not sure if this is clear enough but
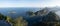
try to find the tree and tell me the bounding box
[0,13,7,20]
[13,16,28,26]
[41,11,59,26]
[6,16,13,23]
[6,16,13,26]
[26,11,35,17]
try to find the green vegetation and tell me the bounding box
[26,11,35,17]
[13,16,28,26]
[0,13,28,26]
[6,16,13,23]
[0,13,7,20]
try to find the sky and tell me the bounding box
[0,0,40,7]
[0,0,60,7]
[40,0,60,7]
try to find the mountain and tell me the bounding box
[26,8,60,26]
[35,8,50,16]
[34,8,60,22]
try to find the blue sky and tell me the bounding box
[0,0,60,7]
[0,0,40,7]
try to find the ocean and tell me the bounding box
[0,8,41,19]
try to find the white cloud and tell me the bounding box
[40,0,60,7]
